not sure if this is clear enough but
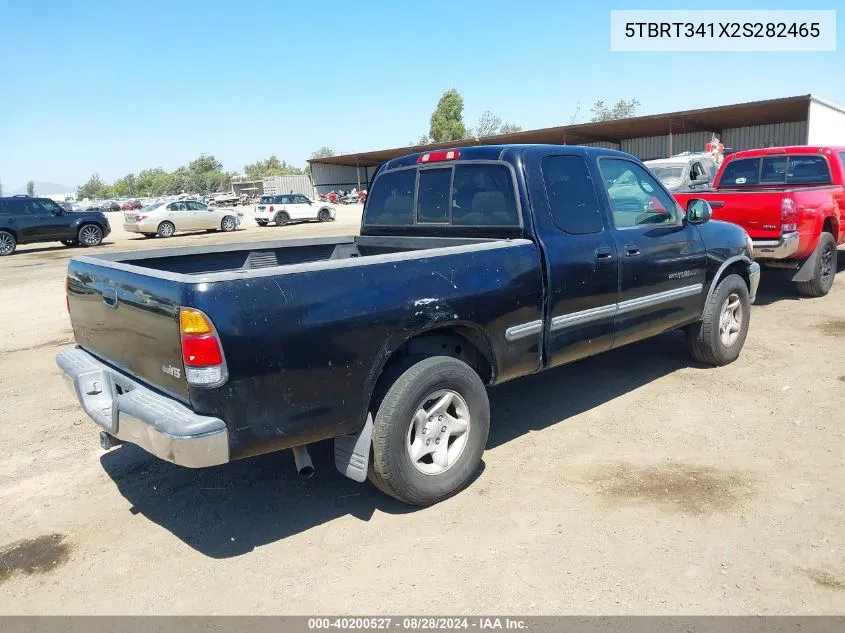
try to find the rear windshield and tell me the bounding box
[259,196,273,204]
[365,163,519,227]
[720,155,831,187]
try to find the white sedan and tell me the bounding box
[123,200,244,238]
[255,194,336,227]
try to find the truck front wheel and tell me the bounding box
[369,356,489,506]
[796,232,837,298]
[686,273,750,366]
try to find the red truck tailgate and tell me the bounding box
[675,190,784,240]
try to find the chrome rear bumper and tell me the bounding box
[56,347,229,468]
[752,232,800,260]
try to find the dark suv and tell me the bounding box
[0,196,111,256]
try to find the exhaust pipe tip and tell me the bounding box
[292,445,315,479]
[99,431,123,450]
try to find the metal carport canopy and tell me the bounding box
[308,94,815,168]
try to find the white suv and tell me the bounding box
[255,194,336,227]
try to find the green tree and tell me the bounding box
[499,123,522,134]
[311,147,335,159]
[77,174,107,200]
[472,110,503,138]
[26,180,35,197]
[590,98,640,122]
[429,89,468,143]
[136,168,172,196]
[111,173,136,198]
[243,155,303,181]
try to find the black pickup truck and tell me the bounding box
[57,145,760,505]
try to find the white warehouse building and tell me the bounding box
[308,94,845,192]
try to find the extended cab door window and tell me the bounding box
[540,156,603,234]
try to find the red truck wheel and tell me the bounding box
[796,232,837,298]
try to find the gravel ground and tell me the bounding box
[0,206,844,614]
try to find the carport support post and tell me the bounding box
[668,119,673,156]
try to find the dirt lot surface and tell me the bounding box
[1,206,844,614]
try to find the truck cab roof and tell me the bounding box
[380,144,632,172]
[730,145,845,159]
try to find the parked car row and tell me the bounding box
[59,143,765,508]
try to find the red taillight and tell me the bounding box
[418,150,460,163]
[269,205,274,213]
[179,308,227,386]
[136,215,147,221]
[781,197,798,233]
[181,335,223,366]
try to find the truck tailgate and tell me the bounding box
[66,258,189,402]
[680,190,784,240]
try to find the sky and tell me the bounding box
[0,0,843,190]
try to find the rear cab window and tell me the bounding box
[365,162,519,228]
[259,196,273,204]
[720,155,832,187]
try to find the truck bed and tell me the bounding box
[66,234,538,418]
[84,235,498,278]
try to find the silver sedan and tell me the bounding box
[123,200,243,238]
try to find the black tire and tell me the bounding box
[797,232,837,298]
[0,230,16,256]
[686,273,750,366]
[221,216,237,232]
[256,220,268,227]
[77,224,103,247]
[369,356,489,506]
[61,239,78,247]
[274,212,290,226]
[318,209,331,222]
[157,221,175,238]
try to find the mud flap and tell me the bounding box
[334,413,373,483]
[791,246,818,283]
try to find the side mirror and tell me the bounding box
[686,199,712,224]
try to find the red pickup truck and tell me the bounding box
[674,146,845,297]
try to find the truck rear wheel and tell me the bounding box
[686,273,750,366]
[796,232,836,298]
[369,356,489,506]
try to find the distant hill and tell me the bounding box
[8,181,75,196]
